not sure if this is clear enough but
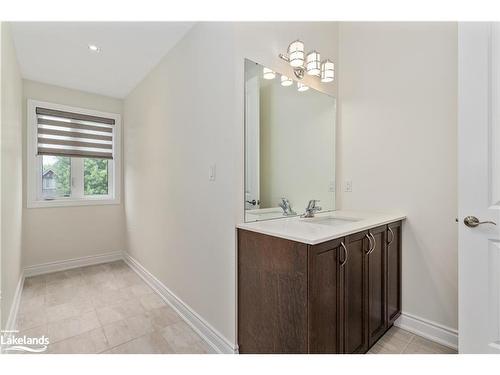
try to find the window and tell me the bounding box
[84,158,109,196]
[42,155,71,198]
[27,100,121,208]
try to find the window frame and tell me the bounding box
[27,99,121,208]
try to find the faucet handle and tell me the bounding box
[279,197,296,216]
[307,199,320,209]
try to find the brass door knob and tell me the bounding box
[463,215,497,228]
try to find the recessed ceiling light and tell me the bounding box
[88,44,100,53]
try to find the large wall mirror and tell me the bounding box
[244,59,336,222]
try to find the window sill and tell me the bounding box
[27,197,120,209]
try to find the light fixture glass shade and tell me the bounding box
[320,60,335,83]
[280,75,293,86]
[288,40,305,68]
[306,51,321,76]
[297,82,309,92]
[263,67,276,80]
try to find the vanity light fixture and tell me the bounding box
[287,40,305,68]
[280,75,293,87]
[263,67,276,80]
[88,44,100,53]
[279,40,335,84]
[297,82,309,92]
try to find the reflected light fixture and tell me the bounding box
[280,75,293,87]
[88,44,100,53]
[263,67,276,80]
[321,60,335,83]
[279,40,334,84]
[306,51,321,76]
[297,82,309,92]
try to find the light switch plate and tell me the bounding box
[209,164,216,182]
[344,180,352,192]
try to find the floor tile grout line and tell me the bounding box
[47,306,102,347]
[400,334,415,354]
[97,306,186,352]
[97,331,159,354]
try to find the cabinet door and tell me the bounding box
[308,238,343,353]
[340,231,369,354]
[367,225,388,347]
[386,221,402,325]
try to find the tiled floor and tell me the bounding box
[16,261,212,354]
[15,260,457,354]
[368,326,457,354]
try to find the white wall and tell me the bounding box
[337,22,458,330]
[124,22,339,348]
[125,22,238,349]
[1,22,23,329]
[22,80,125,267]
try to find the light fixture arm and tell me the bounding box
[279,53,305,80]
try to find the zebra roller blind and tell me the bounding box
[36,107,115,159]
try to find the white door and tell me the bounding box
[458,22,500,353]
[245,74,260,210]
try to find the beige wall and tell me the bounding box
[22,80,125,267]
[337,22,458,330]
[1,23,23,329]
[124,22,339,348]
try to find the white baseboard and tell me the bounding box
[1,271,25,352]
[5,271,24,333]
[395,312,458,350]
[24,251,123,277]
[123,252,237,354]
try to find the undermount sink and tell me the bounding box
[304,216,360,226]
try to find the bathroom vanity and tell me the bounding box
[241,59,405,353]
[237,211,405,354]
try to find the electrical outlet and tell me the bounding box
[344,180,352,192]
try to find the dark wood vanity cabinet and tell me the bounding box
[386,221,402,326]
[237,221,403,354]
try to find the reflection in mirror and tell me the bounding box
[244,59,336,222]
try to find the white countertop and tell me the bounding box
[237,210,406,245]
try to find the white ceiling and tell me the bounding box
[11,22,194,98]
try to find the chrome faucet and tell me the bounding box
[278,197,296,216]
[301,200,322,218]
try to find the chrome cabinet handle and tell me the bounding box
[340,241,348,267]
[387,227,394,246]
[365,233,374,255]
[368,233,377,255]
[463,215,497,228]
